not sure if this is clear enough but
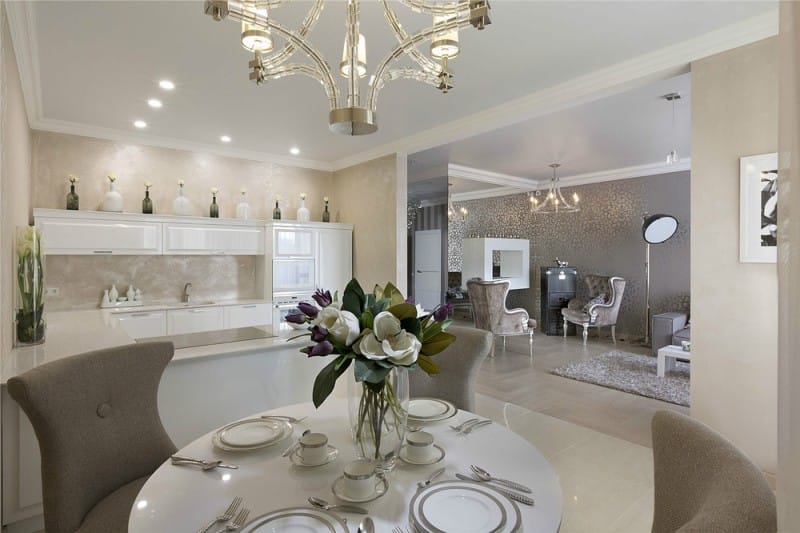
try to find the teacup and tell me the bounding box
[299,432,329,464]
[405,431,435,462]
[342,460,381,500]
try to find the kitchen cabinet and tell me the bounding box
[36,216,162,255]
[115,310,167,339]
[223,303,271,329]
[317,227,353,291]
[273,227,316,257]
[163,223,263,255]
[167,307,224,335]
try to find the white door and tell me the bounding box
[414,230,442,311]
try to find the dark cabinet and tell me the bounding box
[540,267,577,336]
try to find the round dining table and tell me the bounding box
[128,398,562,532]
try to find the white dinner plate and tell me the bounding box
[240,507,348,533]
[410,480,522,533]
[213,419,292,451]
[407,398,458,422]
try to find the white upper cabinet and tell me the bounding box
[37,216,162,255]
[317,227,353,292]
[274,228,315,257]
[163,223,264,255]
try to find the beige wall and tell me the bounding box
[778,2,800,530]
[691,37,778,473]
[1,6,33,358]
[331,154,406,292]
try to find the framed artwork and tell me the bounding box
[740,153,778,263]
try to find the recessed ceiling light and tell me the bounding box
[159,80,175,90]
[290,147,300,155]
[134,120,147,129]
[148,98,163,108]
[220,135,232,143]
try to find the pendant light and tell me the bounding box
[664,93,681,165]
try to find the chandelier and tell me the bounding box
[447,182,467,221]
[204,0,492,135]
[529,163,580,214]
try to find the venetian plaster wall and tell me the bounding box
[691,37,778,473]
[448,171,691,337]
[1,7,33,357]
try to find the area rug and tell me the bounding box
[550,350,690,407]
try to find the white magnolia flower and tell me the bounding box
[356,311,421,366]
[68,174,79,184]
[382,331,421,366]
[144,181,153,189]
[178,179,185,187]
[415,304,426,317]
[313,307,360,346]
[107,174,117,182]
[240,187,247,194]
[300,192,307,200]
[324,196,329,202]
[373,311,401,340]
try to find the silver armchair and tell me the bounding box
[466,279,537,357]
[562,275,626,345]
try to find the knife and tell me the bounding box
[171,456,239,470]
[455,473,535,506]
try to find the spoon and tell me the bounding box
[282,429,311,457]
[170,457,222,471]
[470,465,532,493]
[307,497,369,515]
[449,418,479,432]
[417,466,445,489]
[357,516,375,533]
[261,415,308,424]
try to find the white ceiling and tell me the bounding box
[11,1,776,171]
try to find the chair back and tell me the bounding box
[409,325,492,411]
[583,276,626,327]
[7,342,177,533]
[466,279,511,334]
[651,410,776,533]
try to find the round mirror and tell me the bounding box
[642,214,678,244]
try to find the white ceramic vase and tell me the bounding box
[236,192,251,220]
[173,187,192,216]
[102,182,123,212]
[296,198,310,222]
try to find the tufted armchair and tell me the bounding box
[562,275,626,345]
[466,279,537,357]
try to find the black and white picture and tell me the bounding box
[740,153,778,263]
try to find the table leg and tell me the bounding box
[657,351,666,377]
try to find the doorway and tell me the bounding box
[414,229,442,310]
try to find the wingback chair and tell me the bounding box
[651,411,776,533]
[466,279,537,357]
[562,275,626,345]
[409,325,493,411]
[7,342,176,533]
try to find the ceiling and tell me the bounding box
[11,1,776,171]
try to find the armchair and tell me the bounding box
[562,275,626,345]
[466,279,537,357]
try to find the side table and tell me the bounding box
[657,344,691,377]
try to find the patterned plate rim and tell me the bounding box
[239,506,347,533]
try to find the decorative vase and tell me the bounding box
[14,226,45,346]
[210,196,219,218]
[236,191,251,220]
[322,201,330,223]
[66,184,79,210]
[347,366,409,461]
[173,187,192,216]
[297,198,310,222]
[142,190,153,214]
[109,284,119,303]
[102,181,123,212]
[272,200,282,220]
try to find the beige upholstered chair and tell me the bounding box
[409,325,493,411]
[7,342,176,533]
[651,410,776,533]
[466,279,536,357]
[562,275,626,345]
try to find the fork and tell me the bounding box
[260,415,307,423]
[197,496,242,533]
[449,417,479,432]
[461,419,492,434]
[214,508,250,533]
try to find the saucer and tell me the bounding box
[288,445,339,467]
[399,444,446,465]
[331,475,389,503]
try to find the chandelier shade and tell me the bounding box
[204,0,491,135]
[529,164,580,214]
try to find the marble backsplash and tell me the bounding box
[45,255,257,311]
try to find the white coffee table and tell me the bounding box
[657,344,690,377]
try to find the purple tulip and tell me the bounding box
[405,296,416,305]
[312,289,333,308]
[285,313,306,324]
[310,325,329,342]
[309,340,334,357]
[433,303,454,322]
[297,301,319,318]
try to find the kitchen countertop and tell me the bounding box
[101,298,271,313]
[1,303,309,384]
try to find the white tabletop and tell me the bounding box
[129,399,562,532]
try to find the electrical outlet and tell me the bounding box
[45,287,60,297]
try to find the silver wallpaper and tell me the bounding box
[448,171,691,337]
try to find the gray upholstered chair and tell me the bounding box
[562,275,626,345]
[651,410,776,533]
[7,342,176,533]
[467,279,536,357]
[409,325,493,411]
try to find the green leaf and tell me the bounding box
[371,298,391,315]
[360,309,374,331]
[354,359,392,384]
[417,354,441,375]
[372,284,384,301]
[365,293,376,309]
[421,331,457,356]
[401,317,421,338]
[312,355,352,408]
[388,303,417,321]
[383,282,405,306]
[342,279,366,316]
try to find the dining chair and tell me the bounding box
[466,279,536,357]
[7,342,177,533]
[409,325,493,411]
[650,410,776,533]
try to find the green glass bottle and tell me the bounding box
[142,190,153,214]
[66,184,79,210]
[272,200,281,220]
[210,196,219,218]
[322,200,330,223]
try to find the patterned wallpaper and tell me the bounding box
[447,171,691,338]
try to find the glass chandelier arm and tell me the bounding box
[398,0,470,16]
[369,68,441,108]
[382,0,441,75]
[346,0,361,107]
[258,0,324,70]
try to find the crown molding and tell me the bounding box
[5,0,42,126]
[448,164,533,189]
[452,185,522,202]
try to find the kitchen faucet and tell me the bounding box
[183,283,192,303]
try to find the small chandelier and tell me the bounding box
[663,92,681,164]
[447,182,468,221]
[529,163,580,214]
[204,0,492,136]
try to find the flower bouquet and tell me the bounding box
[15,226,45,345]
[287,279,456,460]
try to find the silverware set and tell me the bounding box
[260,414,308,424]
[197,496,250,533]
[449,418,492,434]
[171,455,239,470]
[453,465,536,506]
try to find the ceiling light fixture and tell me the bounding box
[447,182,467,222]
[134,120,147,129]
[529,163,580,214]
[148,98,163,108]
[663,92,681,165]
[290,147,300,155]
[220,135,232,142]
[204,0,491,136]
[159,80,175,90]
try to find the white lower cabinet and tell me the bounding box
[167,307,224,335]
[114,311,167,339]
[223,304,271,329]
